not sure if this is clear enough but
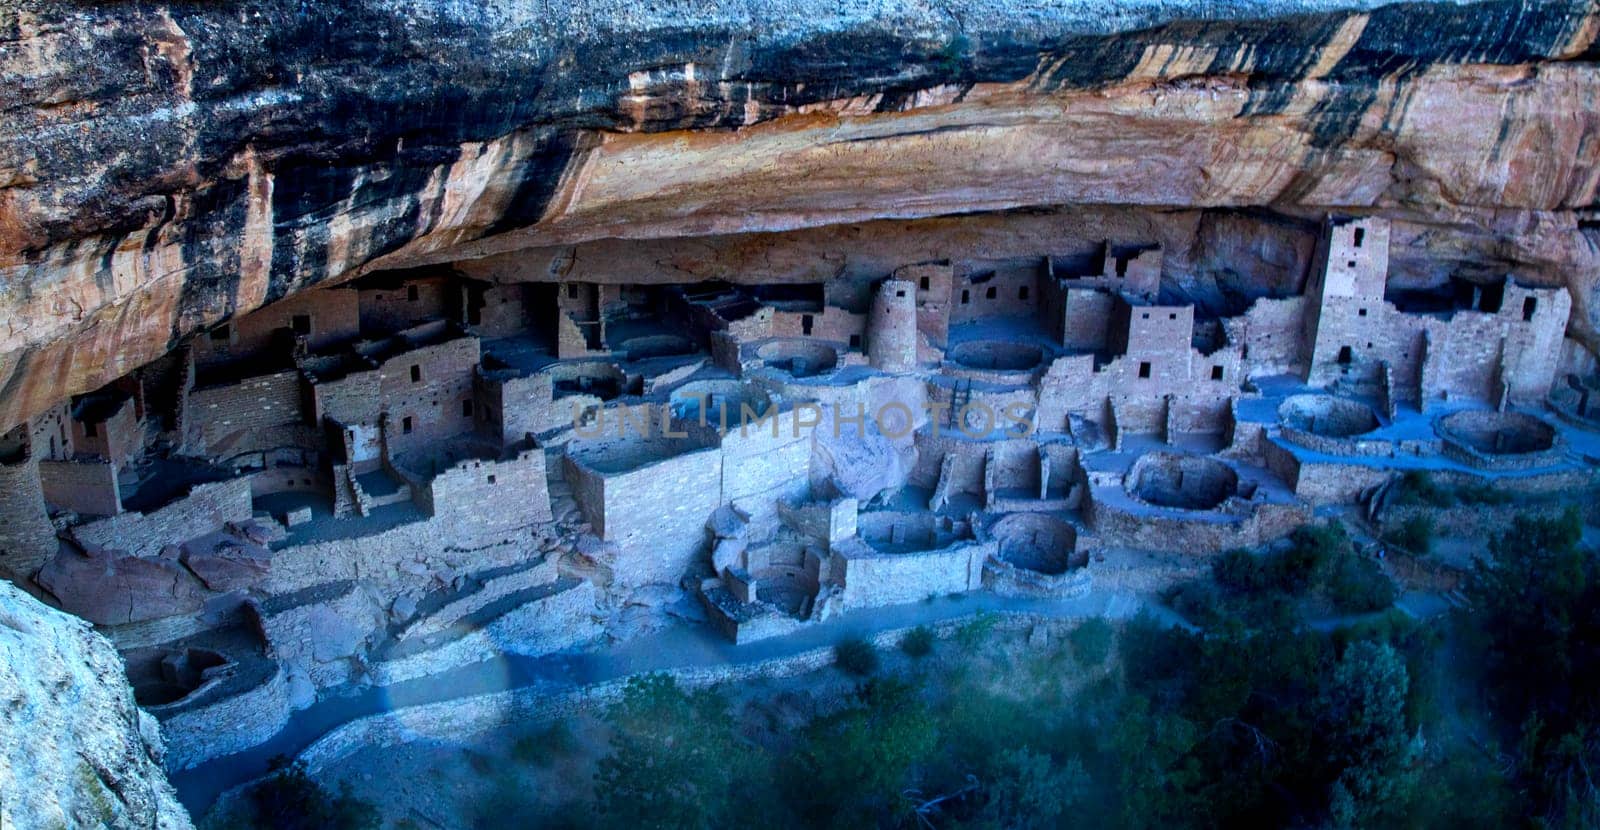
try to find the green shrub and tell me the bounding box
[1455,482,1512,505]
[1384,515,1436,556]
[1166,580,1228,627]
[1212,548,1268,593]
[1325,552,1397,613]
[1069,618,1114,667]
[247,759,378,830]
[955,612,999,648]
[511,721,577,767]
[900,625,935,658]
[1396,471,1455,508]
[835,637,880,676]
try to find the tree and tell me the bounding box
[593,674,756,829]
[1315,641,1416,826]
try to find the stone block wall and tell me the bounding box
[566,447,723,586]
[1057,287,1115,351]
[831,542,988,609]
[39,459,121,517]
[421,449,553,536]
[867,279,917,372]
[71,478,252,558]
[72,396,141,469]
[375,337,480,458]
[188,370,305,453]
[194,287,360,370]
[1224,296,1308,377]
[359,276,450,336]
[950,259,1041,325]
[0,459,56,577]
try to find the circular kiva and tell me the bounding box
[990,513,1079,575]
[1126,452,1239,510]
[1278,394,1380,438]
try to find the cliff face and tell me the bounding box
[0,580,193,829]
[2,0,1599,428]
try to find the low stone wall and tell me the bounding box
[296,612,1071,777]
[164,665,293,771]
[371,581,599,686]
[982,559,1093,598]
[396,560,560,644]
[1086,494,1308,555]
[71,478,253,558]
[832,541,989,609]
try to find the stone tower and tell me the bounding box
[867,279,918,372]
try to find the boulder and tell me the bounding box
[37,547,207,626]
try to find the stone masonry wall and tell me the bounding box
[70,478,252,558]
[38,459,121,518]
[189,370,305,453]
[0,460,57,578]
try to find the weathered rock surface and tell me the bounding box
[37,545,210,626]
[0,579,193,830]
[3,0,1599,428]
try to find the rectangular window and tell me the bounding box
[1211,366,1224,381]
[567,284,578,299]
[1354,227,1366,247]
[84,421,98,438]
[1138,362,1152,379]
[849,334,862,348]
[801,314,814,335]
[1019,286,1030,300]
[209,325,231,342]
[410,365,422,383]
[462,399,474,417]
[961,290,970,305]
[1169,312,1177,320]
[895,289,906,298]
[1358,308,1368,317]
[919,277,930,291]
[487,475,496,484]
[1347,260,1357,269]
[1523,297,1537,321]
[407,285,419,302]
[402,416,413,434]
[291,314,312,336]
[985,286,997,300]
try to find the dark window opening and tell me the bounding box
[567,284,578,299]
[1019,286,1030,300]
[961,290,970,305]
[84,421,97,438]
[1211,366,1224,381]
[1523,297,1538,321]
[1141,312,1150,320]
[407,285,419,302]
[1337,346,1353,365]
[291,314,311,336]
[985,286,997,300]
[487,475,496,484]
[919,277,930,291]
[410,365,422,383]
[1354,228,1366,247]
[895,289,906,298]
[1138,362,1152,379]
[1358,308,1368,317]
[801,314,814,336]
[1347,260,1357,269]
[402,416,413,434]
[462,400,474,418]
[1169,312,1177,320]
[209,325,231,342]
[849,334,862,348]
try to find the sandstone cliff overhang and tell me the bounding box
[2,0,1598,429]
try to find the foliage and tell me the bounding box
[781,677,938,828]
[592,674,758,829]
[899,625,936,658]
[835,637,880,676]
[1069,618,1114,667]
[510,721,577,767]
[954,611,999,648]
[1323,549,1398,613]
[1383,514,1436,556]
[1314,641,1417,825]
[1464,509,1600,827]
[1395,470,1456,507]
[245,759,378,830]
